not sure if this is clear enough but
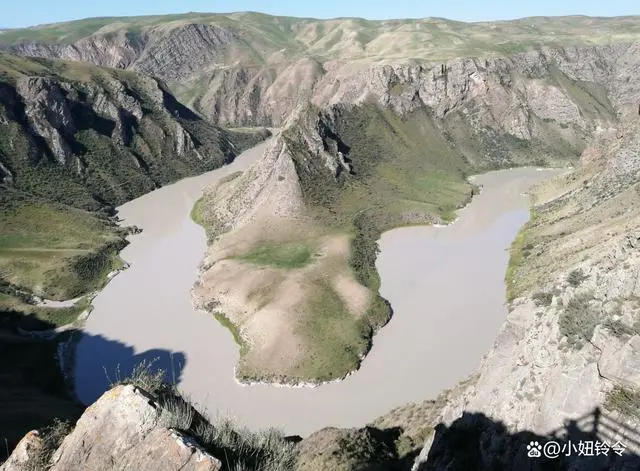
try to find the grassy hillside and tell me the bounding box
[0,52,267,317]
[1,13,639,62]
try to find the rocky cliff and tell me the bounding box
[2,14,639,127]
[0,52,265,211]
[412,109,640,471]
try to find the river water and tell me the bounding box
[74,141,560,436]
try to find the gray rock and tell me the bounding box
[2,385,222,471]
[599,335,640,389]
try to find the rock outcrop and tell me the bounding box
[3,14,639,128]
[0,52,264,210]
[1,385,222,471]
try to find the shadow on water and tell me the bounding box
[0,311,186,456]
[415,409,640,471]
[80,334,187,405]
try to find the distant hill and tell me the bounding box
[1,13,638,125]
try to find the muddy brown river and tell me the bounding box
[74,142,560,436]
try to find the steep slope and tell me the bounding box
[411,111,640,471]
[1,14,638,125]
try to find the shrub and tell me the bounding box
[603,320,638,338]
[559,293,599,348]
[567,268,588,287]
[194,417,297,471]
[106,358,167,396]
[27,419,71,471]
[604,386,640,420]
[158,394,194,431]
[532,291,553,307]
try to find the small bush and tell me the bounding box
[27,419,71,471]
[603,320,638,338]
[532,291,553,307]
[106,358,167,396]
[194,417,298,471]
[604,386,640,420]
[158,395,194,431]
[559,293,599,348]
[567,268,588,287]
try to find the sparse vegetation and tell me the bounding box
[559,292,599,348]
[532,291,553,307]
[214,312,249,356]
[603,319,639,338]
[109,359,168,396]
[26,419,72,471]
[0,293,91,329]
[567,268,588,287]
[506,227,528,302]
[158,394,195,430]
[604,386,640,420]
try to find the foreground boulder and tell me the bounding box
[1,385,221,471]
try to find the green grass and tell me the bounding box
[286,103,473,283]
[213,312,249,356]
[0,201,124,300]
[506,228,528,302]
[288,279,370,382]
[505,206,542,302]
[233,243,313,269]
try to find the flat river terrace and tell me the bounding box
[74,141,561,436]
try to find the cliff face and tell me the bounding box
[3,16,638,130]
[412,117,640,470]
[193,42,634,130]
[0,52,252,211]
